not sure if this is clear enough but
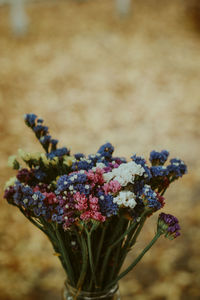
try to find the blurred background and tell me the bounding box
[0,0,200,299]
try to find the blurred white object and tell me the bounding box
[116,0,131,16]
[9,0,29,36]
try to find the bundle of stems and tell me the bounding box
[4,114,186,294]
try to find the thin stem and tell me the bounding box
[130,215,147,247]
[85,229,97,288]
[106,219,139,282]
[94,223,108,273]
[108,220,138,250]
[107,239,121,282]
[99,217,125,287]
[77,233,88,290]
[54,225,75,286]
[114,213,150,276]
[105,231,162,289]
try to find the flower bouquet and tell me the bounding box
[4,114,187,300]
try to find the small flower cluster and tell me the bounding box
[158,212,181,239]
[24,113,70,158]
[4,115,187,232]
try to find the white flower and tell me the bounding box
[4,176,17,189]
[96,162,106,169]
[92,162,106,172]
[103,161,145,186]
[113,191,137,209]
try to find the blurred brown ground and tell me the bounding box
[0,0,200,299]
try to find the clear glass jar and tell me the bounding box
[63,281,121,300]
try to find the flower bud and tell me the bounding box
[157,212,181,240]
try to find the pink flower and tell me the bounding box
[80,211,91,220]
[89,195,98,204]
[80,211,106,222]
[74,192,88,211]
[89,195,99,211]
[90,204,98,211]
[87,170,95,181]
[103,180,121,194]
[43,192,58,204]
[86,168,105,185]
[91,211,106,222]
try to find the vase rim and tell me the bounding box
[64,280,119,298]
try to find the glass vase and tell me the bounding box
[63,281,121,300]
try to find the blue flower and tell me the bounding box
[51,139,58,146]
[34,169,46,181]
[71,159,93,171]
[141,185,161,210]
[149,150,169,165]
[167,158,187,178]
[11,183,35,208]
[56,173,88,193]
[88,154,109,167]
[24,114,37,128]
[51,207,63,224]
[98,191,118,217]
[24,114,64,154]
[74,153,85,160]
[33,125,48,136]
[150,166,169,177]
[47,147,70,159]
[97,142,114,160]
[40,135,51,147]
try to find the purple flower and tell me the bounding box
[17,168,34,184]
[158,212,181,239]
[4,186,16,203]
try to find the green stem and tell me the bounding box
[54,225,75,286]
[115,213,149,276]
[107,240,121,282]
[105,231,162,289]
[99,217,125,287]
[85,229,97,288]
[95,224,107,273]
[108,220,138,249]
[107,219,139,282]
[130,215,147,247]
[77,233,88,290]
